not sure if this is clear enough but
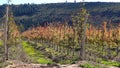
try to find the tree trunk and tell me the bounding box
[80,14,88,60]
[4,6,9,61]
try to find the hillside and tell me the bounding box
[0,2,120,30]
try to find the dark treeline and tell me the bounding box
[0,2,120,31]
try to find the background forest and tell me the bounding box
[0,2,120,30]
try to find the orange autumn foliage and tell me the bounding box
[22,22,120,46]
[22,23,74,43]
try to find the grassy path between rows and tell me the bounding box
[21,41,53,64]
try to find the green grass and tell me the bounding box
[79,63,108,68]
[80,63,94,68]
[0,40,3,46]
[22,41,53,64]
[22,41,36,56]
[37,58,52,64]
[101,60,120,67]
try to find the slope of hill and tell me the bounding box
[0,2,120,30]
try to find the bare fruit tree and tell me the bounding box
[4,0,11,61]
